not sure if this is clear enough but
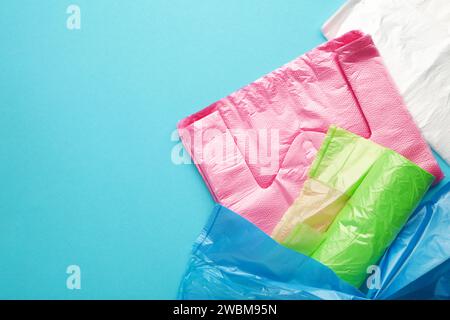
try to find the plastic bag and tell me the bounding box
[272,125,389,251]
[178,205,364,300]
[178,183,450,300]
[177,31,442,235]
[323,0,450,164]
[272,126,433,287]
[273,127,434,287]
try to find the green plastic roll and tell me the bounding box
[273,126,434,287]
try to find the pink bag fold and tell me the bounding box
[178,31,443,234]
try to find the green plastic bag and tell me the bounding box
[272,126,434,287]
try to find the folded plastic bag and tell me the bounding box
[322,0,450,164]
[272,126,434,287]
[178,31,442,235]
[178,183,450,300]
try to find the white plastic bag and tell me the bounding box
[323,0,450,163]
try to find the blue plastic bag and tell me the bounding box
[178,183,450,300]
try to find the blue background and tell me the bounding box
[0,0,448,299]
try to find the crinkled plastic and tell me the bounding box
[323,0,450,164]
[178,205,364,300]
[178,31,442,235]
[272,127,434,287]
[178,182,450,300]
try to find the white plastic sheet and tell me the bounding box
[323,0,450,163]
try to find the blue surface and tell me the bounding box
[0,0,448,299]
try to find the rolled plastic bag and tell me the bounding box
[177,31,442,235]
[322,0,450,164]
[306,127,434,287]
[272,127,434,287]
[178,183,450,299]
[272,126,388,254]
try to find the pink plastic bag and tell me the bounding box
[178,31,443,234]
